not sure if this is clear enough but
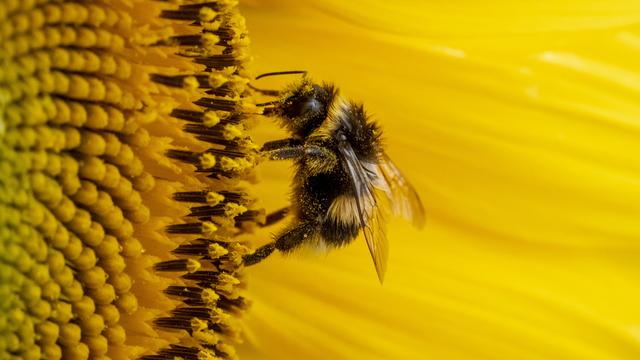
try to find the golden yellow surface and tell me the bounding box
[237,1,640,359]
[3,0,640,359]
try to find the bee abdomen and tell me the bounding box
[320,218,361,247]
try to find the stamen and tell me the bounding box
[173,191,222,204]
[165,285,204,298]
[194,97,238,111]
[154,259,201,273]
[193,55,240,69]
[140,344,201,360]
[166,223,205,235]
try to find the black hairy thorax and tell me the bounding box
[327,101,381,162]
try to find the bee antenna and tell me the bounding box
[247,83,281,97]
[255,70,307,80]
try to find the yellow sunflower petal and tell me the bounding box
[238,1,640,359]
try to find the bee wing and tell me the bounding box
[363,195,388,283]
[337,141,389,283]
[378,151,426,228]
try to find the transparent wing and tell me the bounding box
[363,193,388,283]
[337,141,389,283]
[378,151,426,228]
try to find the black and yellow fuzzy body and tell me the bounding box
[290,97,382,248]
[246,78,425,282]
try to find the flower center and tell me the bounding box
[0,0,258,359]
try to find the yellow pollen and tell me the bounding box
[186,259,201,273]
[208,243,230,259]
[200,153,217,169]
[191,318,209,333]
[240,101,257,113]
[192,329,219,349]
[238,138,260,151]
[199,7,218,22]
[223,124,244,140]
[183,76,200,91]
[202,33,221,48]
[203,111,221,127]
[208,73,228,88]
[203,20,223,32]
[202,221,219,237]
[219,157,241,171]
[201,288,220,305]
[228,76,250,93]
[224,203,248,218]
[215,273,241,299]
[205,191,225,205]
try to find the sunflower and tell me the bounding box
[2,0,640,359]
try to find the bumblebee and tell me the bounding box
[244,72,425,282]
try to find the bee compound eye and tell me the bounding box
[305,99,321,112]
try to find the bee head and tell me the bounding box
[276,79,337,137]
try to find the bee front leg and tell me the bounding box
[264,207,289,227]
[264,145,305,161]
[243,221,316,266]
[243,242,276,266]
[261,138,302,151]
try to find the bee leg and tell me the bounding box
[243,222,315,265]
[263,207,289,227]
[273,222,316,252]
[265,146,304,161]
[243,242,276,266]
[261,138,302,151]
